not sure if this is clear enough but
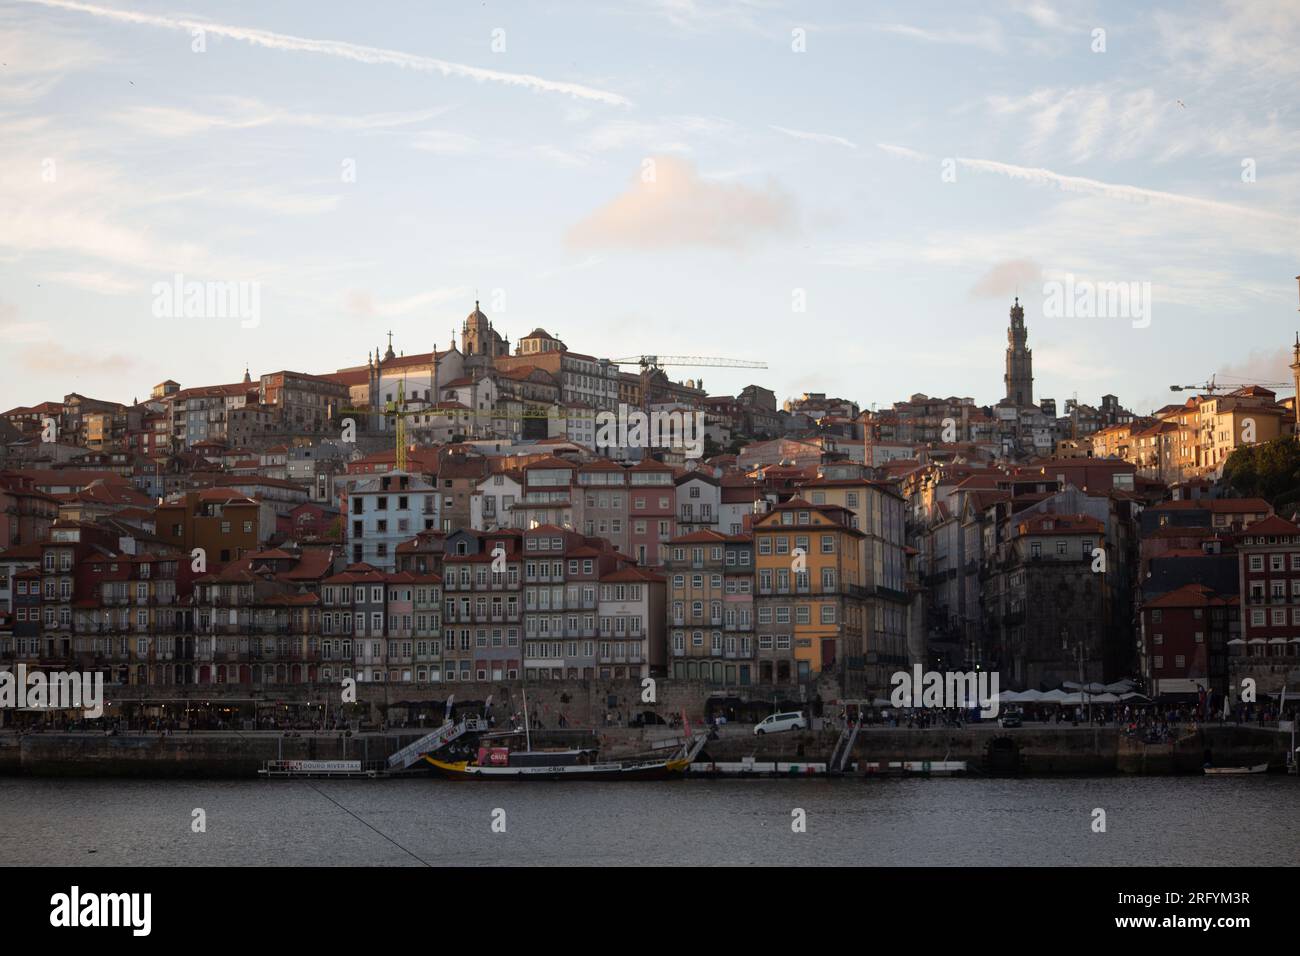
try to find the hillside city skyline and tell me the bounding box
[3,1,1299,417]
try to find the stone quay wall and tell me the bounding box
[2,723,1290,778]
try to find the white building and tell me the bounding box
[471,471,522,531]
[345,470,438,569]
[675,472,720,533]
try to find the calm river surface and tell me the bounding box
[2,776,1297,866]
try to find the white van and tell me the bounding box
[754,711,806,735]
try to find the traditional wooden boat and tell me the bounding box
[1203,763,1269,775]
[425,745,689,781]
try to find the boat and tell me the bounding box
[1203,763,1269,775]
[862,760,969,777]
[422,684,688,780]
[687,759,828,777]
[425,745,689,780]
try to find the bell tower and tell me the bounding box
[1003,297,1034,407]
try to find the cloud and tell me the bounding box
[984,84,1299,164]
[532,145,591,168]
[345,287,471,319]
[1155,0,1300,91]
[23,343,134,373]
[409,130,479,155]
[111,101,454,138]
[770,126,857,149]
[1216,346,1297,387]
[954,155,1297,224]
[579,116,737,153]
[868,21,1005,54]
[20,0,631,106]
[40,270,138,294]
[969,259,1042,299]
[876,143,932,162]
[639,0,778,35]
[566,156,796,251]
[0,16,105,103]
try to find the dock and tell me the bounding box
[259,759,388,779]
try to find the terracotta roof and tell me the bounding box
[1143,583,1231,609]
[667,529,731,545]
[1016,513,1104,535]
[0,543,44,560]
[1241,515,1300,537]
[600,566,665,584]
[1149,498,1271,514]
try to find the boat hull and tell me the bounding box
[1203,763,1269,775]
[424,756,689,781]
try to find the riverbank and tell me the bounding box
[0,723,1291,778]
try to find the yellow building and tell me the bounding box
[798,463,909,687]
[752,499,865,691]
[1192,388,1286,475]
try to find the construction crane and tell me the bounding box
[612,354,768,371]
[337,373,425,471]
[611,354,768,415]
[1169,374,1293,393]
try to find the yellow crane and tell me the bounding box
[611,354,768,412]
[337,373,425,471]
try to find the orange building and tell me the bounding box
[752,499,865,691]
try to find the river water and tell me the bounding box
[2,776,1296,866]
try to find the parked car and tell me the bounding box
[754,711,807,735]
[999,711,1023,728]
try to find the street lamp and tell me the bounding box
[1061,625,1092,725]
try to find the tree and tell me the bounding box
[1222,437,1300,510]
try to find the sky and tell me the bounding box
[2,0,1299,419]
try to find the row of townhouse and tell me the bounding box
[1132,505,1300,701]
[3,521,201,686]
[439,525,665,682]
[908,458,1145,690]
[1091,386,1290,483]
[348,455,681,571]
[2,461,911,695]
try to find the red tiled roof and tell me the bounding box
[1241,515,1300,537]
[600,566,665,584]
[1143,583,1231,609]
[1016,513,1104,535]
